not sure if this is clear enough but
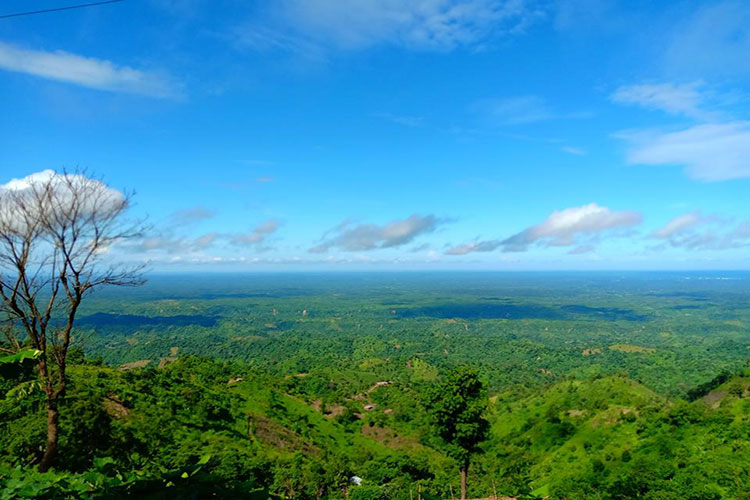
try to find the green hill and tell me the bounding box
[2,356,750,499]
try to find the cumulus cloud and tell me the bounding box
[502,203,642,251]
[231,219,281,245]
[611,82,708,119]
[622,121,750,182]
[243,0,545,53]
[310,214,441,253]
[0,41,178,98]
[444,203,641,255]
[0,170,125,233]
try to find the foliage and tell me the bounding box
[425,367,489,465]
[2,273,750,498]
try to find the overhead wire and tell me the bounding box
[0,0,124,20]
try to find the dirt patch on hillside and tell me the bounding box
[158,357,178,368]
[119,360,150,371]
[311,400,347,419]
[248,414,317,455]
[361,424,418,449]
[582,348,602,356]
[610,344,656,354]
[703,390,727,409]
[102,394,129,418]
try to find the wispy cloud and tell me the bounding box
[475,95,553,125]
[445,239,502,255]
[237,0,546,56]
[651,212,705,239]
[665,1,750,78]
[650,212,750,251]
[562,146,586,155]
[612,82,709,120]
[0,41,179,98]
[622,121,750,182]
[129,233,218,254]
[169,206,216,226]
[474,95,591,126]
[310,214,443,253]
[124,218,280,256]
[612,79,750,182]
[231,219,281,246]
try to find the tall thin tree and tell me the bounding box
[0,170,145,471]
[425,366,489,500]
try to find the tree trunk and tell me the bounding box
[460,461,469,500]
[38,397,60,472]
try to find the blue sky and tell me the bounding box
[1,0,750,270]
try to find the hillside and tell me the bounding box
[2,355,749,499]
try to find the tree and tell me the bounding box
[0,170,144,471]
[425,366,489,500]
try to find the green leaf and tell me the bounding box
[0,349,42,365]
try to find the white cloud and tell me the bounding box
[445,240,502,255]
[231,219,281,245]
[127,218,280,256]
[310,214,442,252]
[623,121,750,181]
[651,212,704,239]
[443,203,641,255]
[131,233,218,254]
[648,212,750,251]
[0,41,178,98]
[611,82,708,119]
[0,170,124,233]
[502,203,642,251]
[1,169,56,191]
[250,0,545,53]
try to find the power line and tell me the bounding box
[0,0,124,20]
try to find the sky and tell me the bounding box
[1,0,750,271]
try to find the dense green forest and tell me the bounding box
[2,272,750,499]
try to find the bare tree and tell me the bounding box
[0,170,145,472]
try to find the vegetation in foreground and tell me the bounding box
[2,353,749,499]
